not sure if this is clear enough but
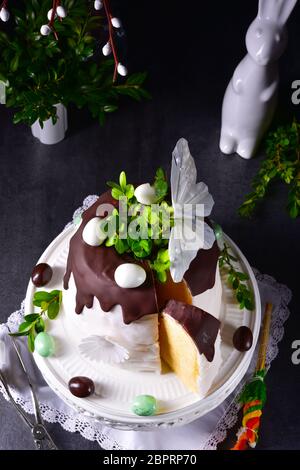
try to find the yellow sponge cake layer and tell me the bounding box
[160,300,221,394]
[159,314,200,393]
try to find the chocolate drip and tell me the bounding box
[64,190,220,325]
[64,192,158,324]
[163,300,220,362]
[184,237,220,296]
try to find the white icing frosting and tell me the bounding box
[64,275,161,373]
[196,332,222,398]
[193,266,223,397]
[192,265,222,317]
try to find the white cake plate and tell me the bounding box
[25,226,261,430]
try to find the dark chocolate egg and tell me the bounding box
[233,326,253,352]
[68,376,95,398]
[31,263,53,287]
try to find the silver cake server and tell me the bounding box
[0,329,58,450]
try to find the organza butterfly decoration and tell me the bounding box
[168,138,216,283]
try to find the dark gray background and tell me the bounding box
[0,0,300,450]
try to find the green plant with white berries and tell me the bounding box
[0,0,149,126]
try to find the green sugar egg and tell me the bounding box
[34,332,55,357]
[132,395,157,416]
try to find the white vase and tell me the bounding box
[31,103,68,145]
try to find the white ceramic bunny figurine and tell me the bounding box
[220,0,298,160]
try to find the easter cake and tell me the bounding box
[63,138,223,397]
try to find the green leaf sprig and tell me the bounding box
[10,290,62,352]
[154,168,169,202]
[107,171,135,201]
[149,248,171,283]
[219,243,254,311]
[239,120,300,219]
[106,169,173,282]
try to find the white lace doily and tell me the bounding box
[0,196,292,450]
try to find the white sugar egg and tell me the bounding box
[82,217,107,247]
[134,183,157,205]
[114,263,146,289]
[56,6,66,18]
[0,8,10,22]
[40,24,51,36]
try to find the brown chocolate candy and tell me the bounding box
[31,263,53,287]
[233,326,253,352]
[68,376,95,398]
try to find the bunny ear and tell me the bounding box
[258,0,297,24]
[258,0,270,19]
[277,0,297,24]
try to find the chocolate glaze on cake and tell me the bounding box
[164,300,221,361]
[64,191,220,325]
[64,192,159,324]
[183,239,220,296]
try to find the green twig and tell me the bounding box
[9,290,63,352]
[239,120,300,219]
[219,243,254,310]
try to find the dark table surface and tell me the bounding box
[1,1,300,450]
